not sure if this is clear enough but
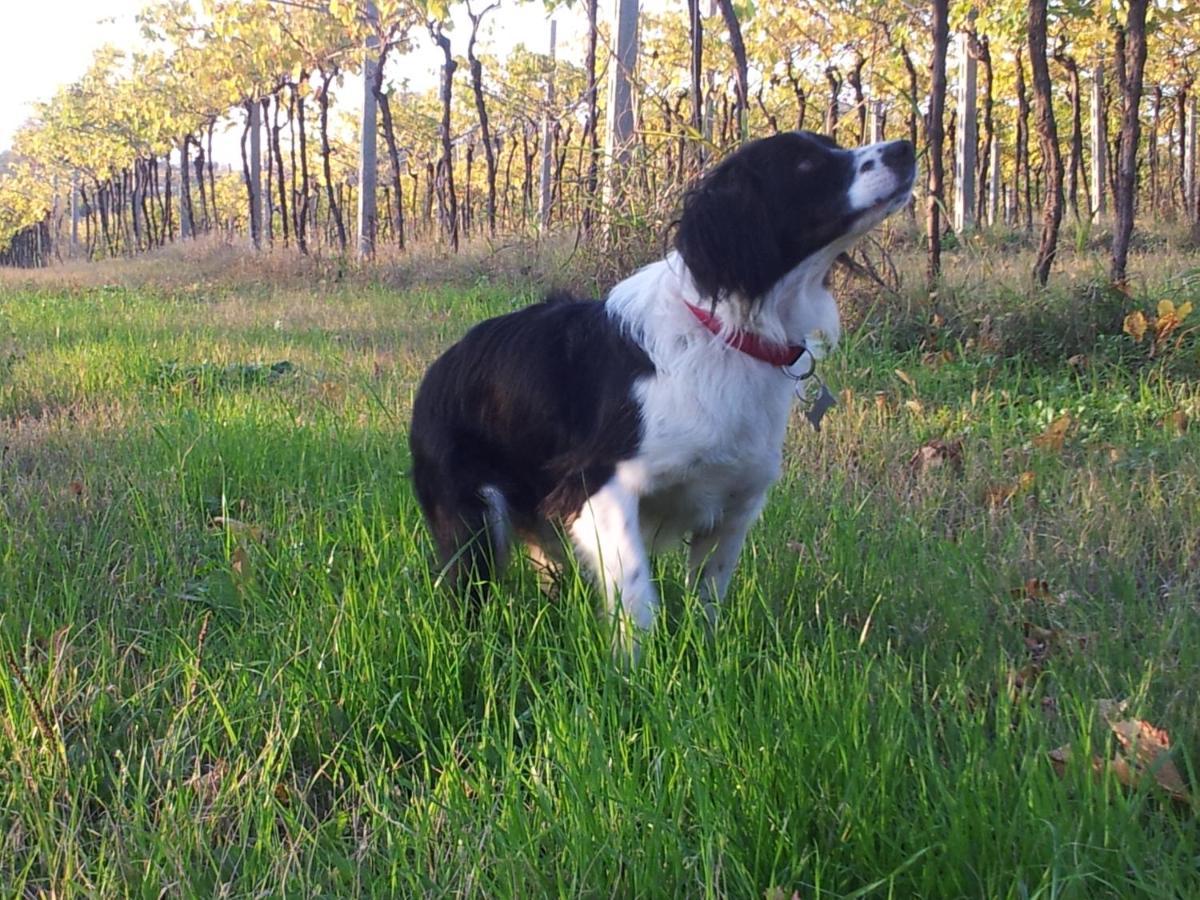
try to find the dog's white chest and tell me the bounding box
[626,362,793,549]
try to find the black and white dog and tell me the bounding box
[410,131,915,658]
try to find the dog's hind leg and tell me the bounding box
[568,476,658,664]
[424,483,512,597]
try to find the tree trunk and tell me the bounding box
[825,66,841,137]
[357,6,380,260]
[785,57,807,131]
[1091,64,1108,218]
[272,93,289,246]
[972,32,994,225]
[139,160,155,246]
[1176,86,1188,212]
[237,105,259,247]
[539,20,557,232]
[194,141,209,232]
[849,53,867,144]
[1111,0,1149,284]
[1015,48,1032,231]
[953,29,976,232]
[180,134,194,239]
[900,43,919,221]
[147,158,161,246]
[423,159,435,235]
[207,121,217,226]
[295,78,311,254]
[377,90,406,250]
[130,163,144,251]
[318,67,347,252]
[430,24,459,250]
[1185,94,1199,224]
[603,0,638,224]
[1029,0,1063,285]
[95,179,113,256]
[1149,86,1162,213]
[467,1,499,236]
[1054,50,1085,223]
[503,135,517,225]
[582,0,600,237]
[927,0,949,286]
[164,152,174,242]
[715,0,749,142]
[687,0,704,175]
[464,142,474,237]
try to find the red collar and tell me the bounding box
[684,301,807,367]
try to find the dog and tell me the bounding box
[410,131,915,659]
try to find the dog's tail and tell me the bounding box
[425,482,512,597]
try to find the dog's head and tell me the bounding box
[675,131,916,304]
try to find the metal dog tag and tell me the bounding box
[797,377,837,431]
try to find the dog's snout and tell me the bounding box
[883,140,915,174]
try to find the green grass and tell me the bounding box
[3,255,1200,897]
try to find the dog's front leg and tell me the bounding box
[569,478,657,663]
[687,493,767,627]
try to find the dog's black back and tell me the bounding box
[409,296,654,588]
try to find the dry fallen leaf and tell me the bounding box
[1161,410,1189,434]
[1007,662,1042,697]
[1032,415,1072,452]
[1049,744,1129,785]
[230,544,250,577]
[907,438,964,476]
[894,368,916,389]
[1106,716,1189,802]
[1012,578,1057,604]
[186,760,228,803]
[984,471,1036,508]
[211,516,266,542]
[1052,703,1192,805]
[785,540,808,559]
[1022,622,1058,656]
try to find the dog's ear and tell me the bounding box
[674,165,784,303]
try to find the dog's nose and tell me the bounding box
[883,140,915,174]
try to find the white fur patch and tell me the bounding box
[848,141,911,214]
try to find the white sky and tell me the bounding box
[1,0,144,151]
[0,0,582,160]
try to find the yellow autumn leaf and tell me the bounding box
[1123,311,1147,341]
[1157,299,1177,320]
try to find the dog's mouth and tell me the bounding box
[849,177,914,233]
[873,173,916,214]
